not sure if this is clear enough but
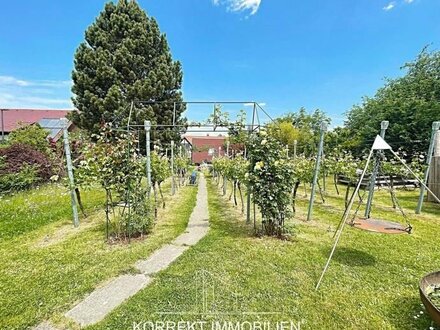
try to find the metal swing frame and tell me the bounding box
[316,135,440,290]
[347,154,413,235]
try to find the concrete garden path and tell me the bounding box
[35,174,209,329]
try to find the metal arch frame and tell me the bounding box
[110,100,272,227]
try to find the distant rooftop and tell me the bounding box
[0,109,74,133]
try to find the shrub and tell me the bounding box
[0,144,53,181]
[76,125,155,240]
[248,129,296,237]
[7,123,52,156]
[0,163,39,193]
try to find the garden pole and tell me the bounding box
[307,122,327,221]
[415,121,440,214]
[364,121,389,218]
[246,103,257,223]
[390,148,440,204]
[145,120,152,198]
[316,145,375,290]
[1,109,4,142]
[293,140,297,159]
[62,123,79,228]
[171,140,175,196]
[322,151,326,192]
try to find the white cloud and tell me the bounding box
[383,2,396,11]
[0,75,73,109]
[213,0,262,16]
[404,0,414,3]
[0,76,30,87]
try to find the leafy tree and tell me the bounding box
[267,120,300,153]
[207,104,230,130]
[271,108,330,155]
[71,0,185,145]
[345,47,440,156]
[324,126,359,153]
[7,124,51,156]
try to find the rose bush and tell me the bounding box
[248,129,296,236]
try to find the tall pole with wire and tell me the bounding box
[364,120,389,218]
[171,140,175,195]
[145,120,152,198]
[316,143,375,290]
[246,103,256,223]
[416,121,440,213]
[307,122,327,221]
[62,120,79,228]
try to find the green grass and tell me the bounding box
[0,184,105,241]
[87,177,440,330]
[0,183,197,329]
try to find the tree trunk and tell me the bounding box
[344,183,351,209]
[75,187,87,217]
[233,181,238,206]
[317,180,326,204]
[223,176,227,196]
[292,180,300,214]
[237,182,244,213]
[153,184,158,220]
[333,173,340,195]
[158,183,166,208]
[105,189,110,240]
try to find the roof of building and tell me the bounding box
[38,118,71,140]
[183,135,226,146]
[1,109,73,133]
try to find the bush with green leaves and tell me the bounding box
[151,150,171,210]
[212,155,249,212]
[174,154,190,186]
[248,129,296,236]
[0,158,39,193]
[7,124,52,156]
[75,125,154,240]
[290,155,315,212]
[0,143,53,194]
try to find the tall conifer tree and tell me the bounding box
[71,0,185,144]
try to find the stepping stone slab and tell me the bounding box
[65,274,151,326]
[135,244,189,275]
[172,227,209,246]
[33,322,59,330]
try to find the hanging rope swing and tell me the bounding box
[347,158,412,235]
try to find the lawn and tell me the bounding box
[0,184,105,241]
[0,182,197,329]
[86,176,440,330]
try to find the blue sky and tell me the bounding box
[0,0,439,126]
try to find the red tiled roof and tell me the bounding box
[183,135,226,146]
[0,109,74,132]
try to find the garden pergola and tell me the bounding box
[63,100,273,231]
